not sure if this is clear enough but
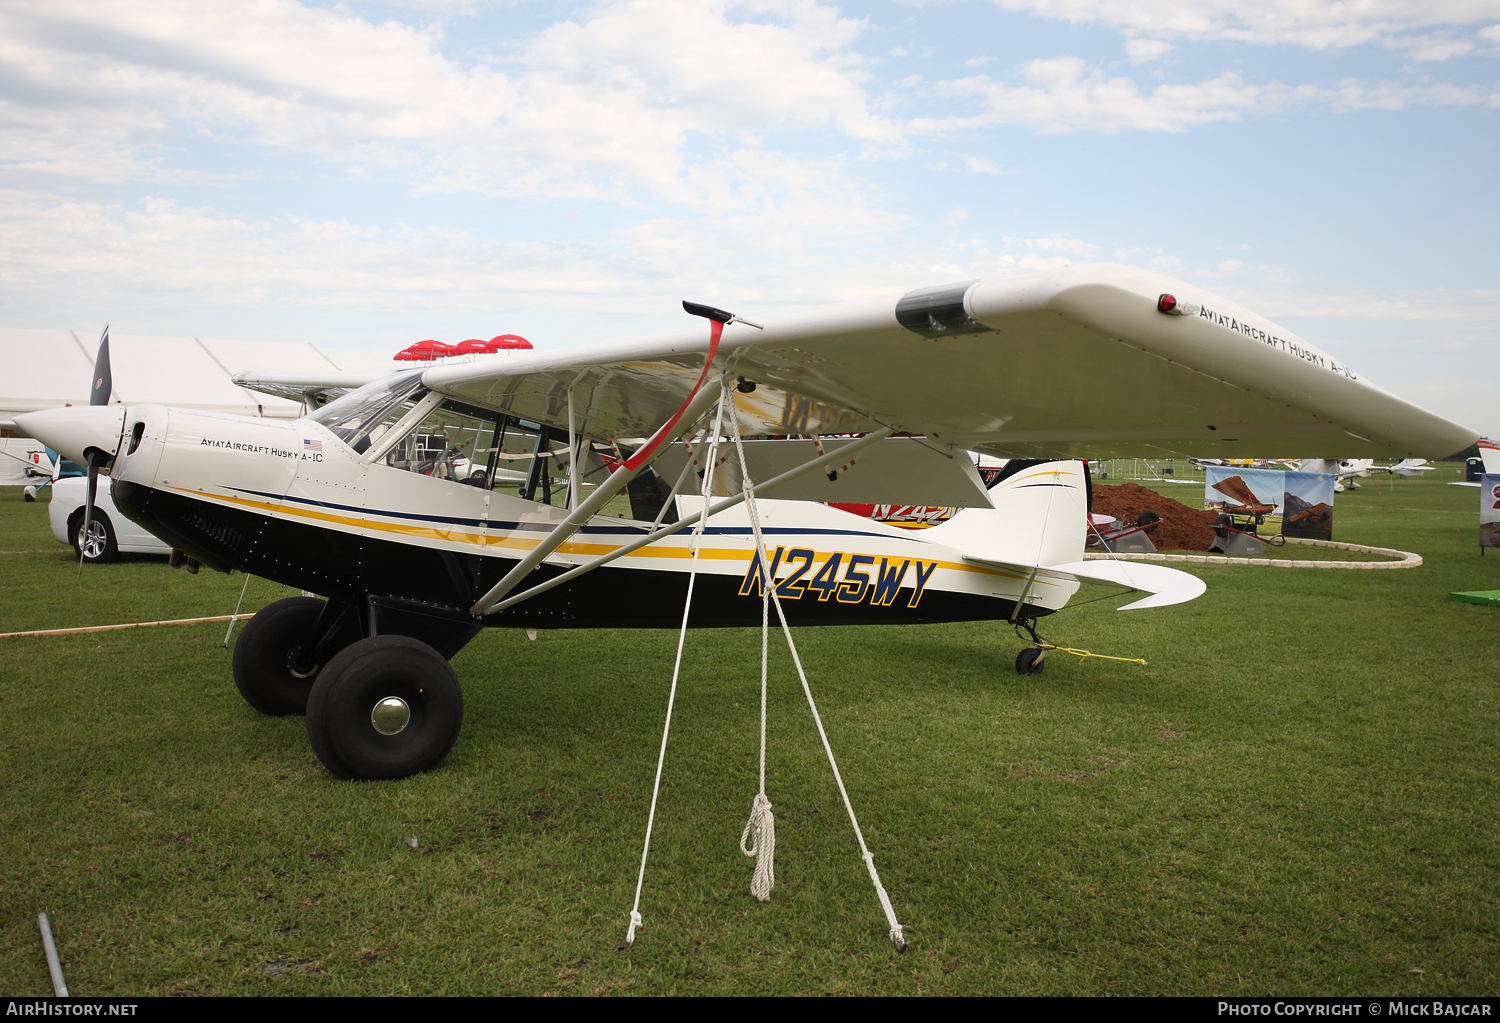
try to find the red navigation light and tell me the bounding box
[489,334,532,351]
[1157,294,1178,314]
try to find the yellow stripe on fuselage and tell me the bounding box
[172,486,1038,583]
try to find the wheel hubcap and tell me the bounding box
[371,697,411,735]
[82,520,106,558]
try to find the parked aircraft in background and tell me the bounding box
[1452,439,1499,488]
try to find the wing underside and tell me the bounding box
[240,263,1476,460]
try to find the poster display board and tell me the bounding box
[1481,474,1500,550]
[1204,466,1336,541]
[1282,471,1336,540]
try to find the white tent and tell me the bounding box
[0,328,345,429]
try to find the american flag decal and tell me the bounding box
[304,438,322,451]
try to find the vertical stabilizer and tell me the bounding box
[1480,439,1500,475]
[922,460,1087,568]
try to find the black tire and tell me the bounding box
[1015,648,1045,675]
[1214,513,1233,539]
[71,510,119,563]
[232,596,328,716]
[305,635,463,781]
[1136,509,1161,534]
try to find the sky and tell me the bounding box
[1,0,1497,439]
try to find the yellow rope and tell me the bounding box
[1037,642,1147,667]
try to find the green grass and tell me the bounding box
[2,474,1498,995]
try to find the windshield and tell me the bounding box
[305,371,426,453]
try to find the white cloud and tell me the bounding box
[961,154,1008,174]
[916,60,1314,133]
[1124,38,1173,64]
[0,0,899,216]
[911,57,1499,134]
[1388,32,1476,60]
[1028,234,1101,255]
[989,0,1500,51]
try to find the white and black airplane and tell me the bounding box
[18,264,1475,781]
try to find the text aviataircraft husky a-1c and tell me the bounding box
[19,264,1476,781]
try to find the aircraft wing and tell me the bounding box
[232,370,389,406]
[411,263,1472,460]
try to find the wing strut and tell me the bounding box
[471,314,738,615]
[469,377,728,616]
[476,426,896,616]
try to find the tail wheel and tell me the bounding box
[1015,648,1046,675]
[72,511,119,563]
[232,596,328,716]
[305,635,463,781]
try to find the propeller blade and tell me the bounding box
[78,450,103,577]
[90,326,112,407]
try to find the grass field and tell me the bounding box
[2,474,1498,996]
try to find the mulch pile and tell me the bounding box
[1090,482,1221,552]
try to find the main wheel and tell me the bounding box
[1015,648,1046,675]
[71,511,119,563]
[232,596,328,716]
[305,635,463,781]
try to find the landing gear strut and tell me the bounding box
[231,596,358,715]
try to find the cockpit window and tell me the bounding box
[384,400,503,486]
[305,372,426,453]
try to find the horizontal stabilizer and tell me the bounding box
[1047,560,1207,610]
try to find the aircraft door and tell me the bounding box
[283,373,429,598]
[361,397,505,610]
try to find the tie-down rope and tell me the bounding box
[623,381,910,953]
[725,389,910,952]
[623,389,730,949]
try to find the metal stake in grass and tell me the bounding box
[222,572,253,648]
[38,913,68,997]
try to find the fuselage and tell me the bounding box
[106,402,1083,632]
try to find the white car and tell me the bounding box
[47,475,172,562]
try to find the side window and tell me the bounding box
[375,402,643,518]
[384,400,502,487]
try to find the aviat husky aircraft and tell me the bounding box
[18,264,1476,781]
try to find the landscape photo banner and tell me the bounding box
[1204,466,1336,540]
[1204,466,1285,519]
[1282,471,1336,541]
[1481,474,1500,549]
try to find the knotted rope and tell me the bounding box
[739,792,776,902]
[726,390,910,952]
